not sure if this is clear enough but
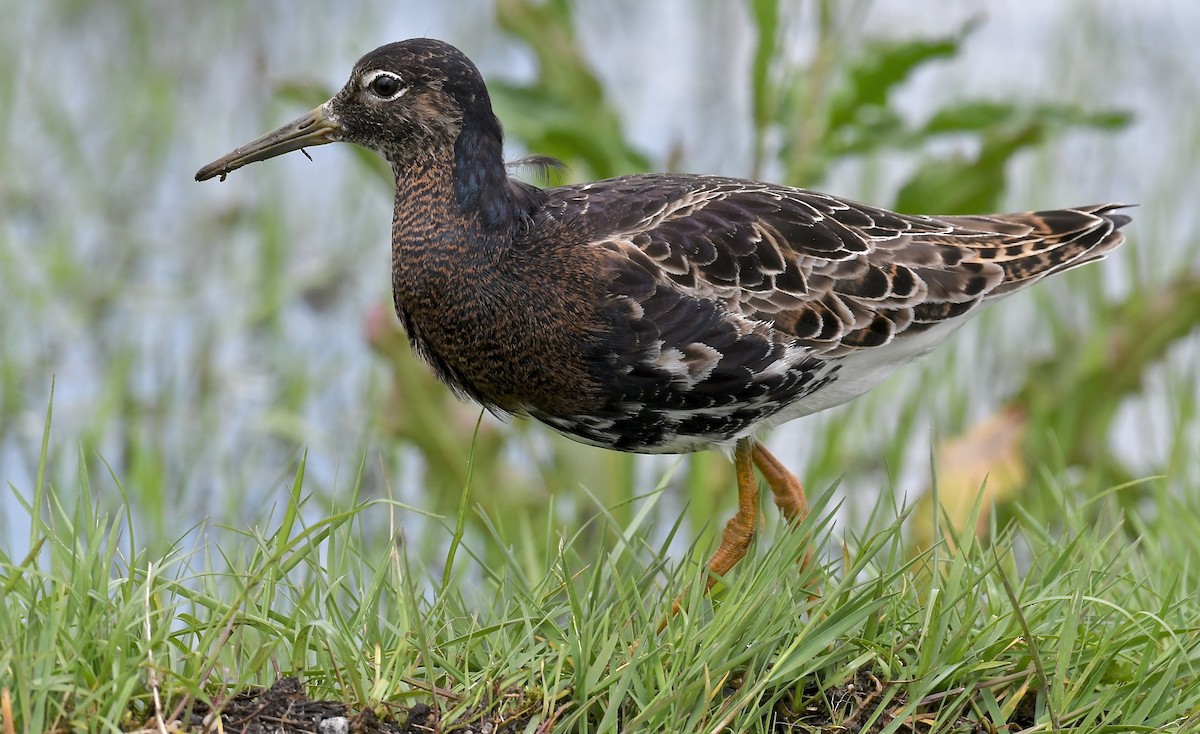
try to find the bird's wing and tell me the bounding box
[548,174,1129,357]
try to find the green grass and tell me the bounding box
[4,402,1200,732]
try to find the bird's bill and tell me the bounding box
[195,104,341,182]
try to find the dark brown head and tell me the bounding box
[196,39,524,228]
[196,38,499,174]
[332,39,502,166]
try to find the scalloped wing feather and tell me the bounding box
[548,175,1128,359]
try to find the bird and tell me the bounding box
[196,38,1130,598]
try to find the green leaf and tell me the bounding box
[826,28,971,135]
[895,103,1132,214]
[494,0,650,179]
[922,99,1132,136]
[749,0,782,134]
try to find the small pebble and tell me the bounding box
[319,716,349,734]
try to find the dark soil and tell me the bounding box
[177,678,411,734]
[161,673,1034,733]
[779,671,1020,733]
[170,678,528,734]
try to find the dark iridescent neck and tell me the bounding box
[451,113,522,234]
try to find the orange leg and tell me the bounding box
[751,442,808,523]
[663,439,815,628]
[663,439,759,627]
[704,437,761,589]
[752,441,815,575]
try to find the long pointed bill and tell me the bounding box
[195,104,342,182]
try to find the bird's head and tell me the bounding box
[196,38,502,181]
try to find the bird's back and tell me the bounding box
[538,173,1128,355]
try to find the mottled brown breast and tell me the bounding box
[389,168,612,417]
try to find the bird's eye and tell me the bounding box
[366,71,405,100]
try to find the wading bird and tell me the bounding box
[197,38,1129,599]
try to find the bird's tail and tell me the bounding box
[942,203,1132,298]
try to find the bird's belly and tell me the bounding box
[528,357,844,455]
[532,413,739,455]
[757,318,968,430]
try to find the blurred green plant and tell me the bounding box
[748,0,1131,211]
[491,0,652,179]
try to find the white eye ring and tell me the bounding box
[364,70,407,101]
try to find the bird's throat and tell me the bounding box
[389,155,499,303]
[386,152,523,402]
